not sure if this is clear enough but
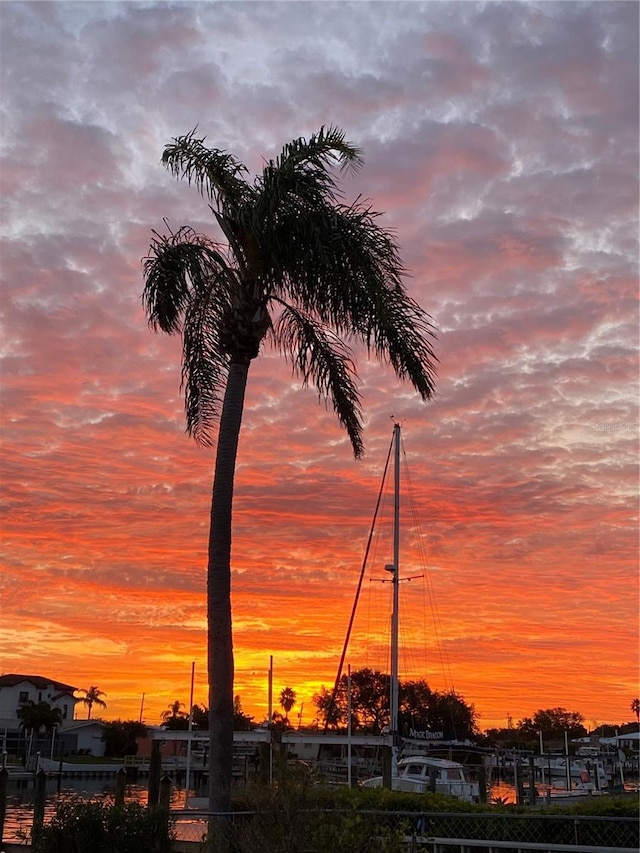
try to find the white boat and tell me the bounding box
[362,754,481,803]
[532,755,609,790]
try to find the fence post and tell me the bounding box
[115,766,127,807]
[0,767,8,846]
[381,745,392,789]
[32,767,47,840]
[527,756,536,805]
[148,740,162,806]
[477,764,487,803]
[159,774,172,811]
[258,741,270,783]
[428,765,437,793]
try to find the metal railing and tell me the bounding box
[423,838,634,853]
[167,809,639,850]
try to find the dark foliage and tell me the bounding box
[313,668,479,740]
[31,800,174,853]
[17,701,62,734]
[101,720,148,758]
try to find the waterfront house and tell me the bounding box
[0,673,81,760]
[0,673,79,725]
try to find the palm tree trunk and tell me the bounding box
[207,360,249,817]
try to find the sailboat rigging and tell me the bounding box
[329,421,481,802]
[327,421,424,740]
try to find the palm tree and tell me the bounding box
[162,699,186,722]
[18,701,63,767]
[142,125,437,815]
[631,697,640,724]
[278,687,297,725]
[18,700,63,735]
[77,686,107,719]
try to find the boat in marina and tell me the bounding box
[361,754,481,802]
[302,423,632,804]
[531,754,609,791]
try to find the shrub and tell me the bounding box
[231,781,407,853]
[229,782,639,853]
[31,799,174,853]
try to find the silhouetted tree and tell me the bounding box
[421,688,479,740]
[278,687,297,725]
[315,668,390,734]
[18,701,62,735]
[517,707,587,742]
[191,704,209,730]
[102,720,148,757]
[77,686,107,719]
[233,695,255,731]
[314,669,477,740]
[399,679,434,734]
[161,700,189,729]
[187,699,254,732]
[142,126,437,814]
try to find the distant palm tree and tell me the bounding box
[162,699,189,730]
[143,125,437,815]
[631,697,640,724]
[279,687,297,725]
[162,699,186,722]
[78,686,107,719]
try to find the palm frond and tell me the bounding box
[142,225,233,333]
[273,303,364,457]
[263,198,438,400]
[181,273,231,445]
[162,128,251,210]
[250,127,363,244]
[316,201,438,400]
[365,289,438,400]
[277,125,363,176]
[142,224,238,444]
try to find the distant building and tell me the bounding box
[574,731,640,751]
[600,731,640,751]
[0,674,108,759]
[0,673,79,726]
[56,719,107,756]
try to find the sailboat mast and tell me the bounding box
[390,422,401,738]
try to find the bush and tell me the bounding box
[231,781,407,853]
[229,782,639,853]
[31,799,174,853]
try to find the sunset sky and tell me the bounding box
[1,1,638,733]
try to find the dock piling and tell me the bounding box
[115,767,127,806]
[32,768,47,842]
[0,767,8,845]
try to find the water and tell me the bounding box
[2,778,189,843]
[488,780,518,804]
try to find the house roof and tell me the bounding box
[60,719,106,731]
[601,732,640,744]
[0,673,78,694]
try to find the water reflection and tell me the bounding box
[3,779,188,843]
